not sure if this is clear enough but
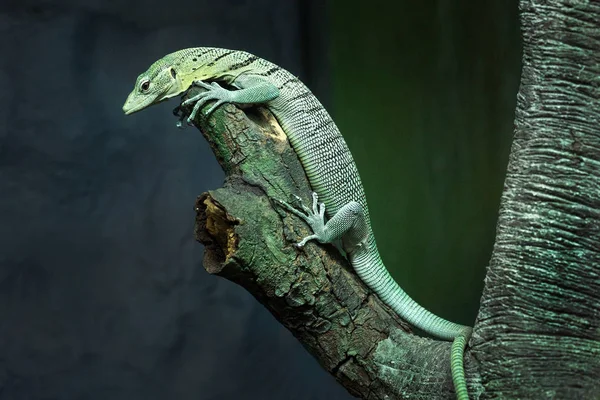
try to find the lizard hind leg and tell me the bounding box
[275,192,369,253]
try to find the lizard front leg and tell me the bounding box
[181,76,280,123]
[276,192,370,254]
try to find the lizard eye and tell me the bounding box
[140,81,150,91]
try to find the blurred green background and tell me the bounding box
[328,1,522,326]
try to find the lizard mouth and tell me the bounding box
[122,105,139,115]
[122,93,154,115]
[122,88,179,115]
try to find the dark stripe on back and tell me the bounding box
[259,66,280,76]
[206,50,236,67]
[278,77,299,89]
[229,55,259,70]
[195,48,211,57]
[305,105,323,114]
[288,91,312,102]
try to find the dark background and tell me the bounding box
[0,1,521,399]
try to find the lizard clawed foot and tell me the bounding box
[182,80,233,124]
[275,192,327,248]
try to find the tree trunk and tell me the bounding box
[471,1,600,399]
[183,1,600,398]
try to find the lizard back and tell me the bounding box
[169,47,375,237]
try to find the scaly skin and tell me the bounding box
[123,47,472,400]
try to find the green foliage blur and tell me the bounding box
[328,1,521,325]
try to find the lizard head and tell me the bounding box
[122,58,185,115]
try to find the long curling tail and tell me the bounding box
[451,328,472,400]
[350,245,472,399]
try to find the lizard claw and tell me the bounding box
[273,197,306,220]
[191,80,214,91]
[274,192,327,248]
[206,99,228,115]
[183,80,234,123]
[292,194,312,215]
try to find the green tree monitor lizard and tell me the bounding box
[123,47,472,400]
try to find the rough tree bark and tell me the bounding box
[183,1,599,398]
[470,1,600,399]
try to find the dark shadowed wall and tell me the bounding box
[0,0,521,399]
[0,1,350,399]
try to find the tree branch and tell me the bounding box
[181,91,466,399]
